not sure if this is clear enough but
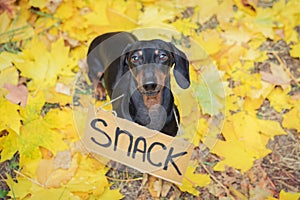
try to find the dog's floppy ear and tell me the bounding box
[119,43,132,72]
[169,43,190,89]
[120,44,131,68]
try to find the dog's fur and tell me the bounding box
[87,32,190,137]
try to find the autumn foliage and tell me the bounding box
[0,0,300,199]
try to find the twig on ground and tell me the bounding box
[271,51,300,86]
[199,162,230,196]
[106,175,143,183]
[13,170,44,187]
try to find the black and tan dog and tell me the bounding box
[87,32,190,137]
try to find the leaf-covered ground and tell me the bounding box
[0,0,300,199]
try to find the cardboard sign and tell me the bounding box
[83,106,194,185]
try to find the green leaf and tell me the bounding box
[0,189,8,198]
[194,66,225,115]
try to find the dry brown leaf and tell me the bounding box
[36,152,78,188]
[148,175,162,198]
[36,159,55,186]
[54,150,72,169]
[260,63,291,85]
[0,0,16,16]
[161,181,173,197]
[55,83,71,96]
[46,0,63,13]
[4,84,28,107]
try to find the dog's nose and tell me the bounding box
[143,82,157,91]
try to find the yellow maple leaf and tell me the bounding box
[276,0,300,43]
[0,130,18,162]
[0,8,34,44]
[0,67,18,87]
[65,155,109,196]
[54,0,74,20]
[232,69,262,97]
[0,98,22,135]
[44,86,73,105]
[220,24,253,45]
[138,6,175,29]
[36,153,78,188]
[30,187,72,200]
[15,37,74,90]
[282,102,300,132]
[49,38,76,77]
[193,29,224,55]
[178,166,211,196]
[84,0,110,26]
[278,190,300,200]
[6,175,32,199]
[8,175,73,200]
[0,51,22,71]
[44,108,79,142]
[212,111,286,172]
[212,138,259,172]
[290,41,300,58]
[172,18,198,36]
[19,91,45,124]
[0,67,19,97]
[19,119,69,167]
[267,86,293,112]
[106,0,139,30]
[15,39,51,90]
[99,187,123,200]
[29,0,47,9]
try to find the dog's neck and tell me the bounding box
[128,84,175,132]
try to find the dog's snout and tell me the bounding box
[143,82,157,91]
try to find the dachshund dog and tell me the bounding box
[87,32,190,137]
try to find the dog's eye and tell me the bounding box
[159,53,168,61]
[130,55,139,63]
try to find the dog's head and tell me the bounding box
[120,39,190,108]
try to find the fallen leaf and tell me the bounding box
[0,52,22,71]
[267,86,293,112]
[46,0,63,13]
[55,82,71,96]
[290,42,300,58]
[0,130,18,162]
[65,155,109,195]
[148,176,162,197]
[172,18,198,36]
[194,29,224,55]
[0,98,22,135]
[99,187,123,200]
[15,38,75,91]
[161,181,173,197]
[260,63,291,85]
[4,84,28,107]
[19,118,69,170]
[194,66,225,115]
[37,153,78,188]
[282,103,300,132]
[138,6,175,29]
[83,1,110,26]
[6,175,32,199]
[278,190,300,200]
[19,91,45,124]
[0,66,19,100]
[178,166,211,196]
[29,0,47,9]
[212,111,286,172]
